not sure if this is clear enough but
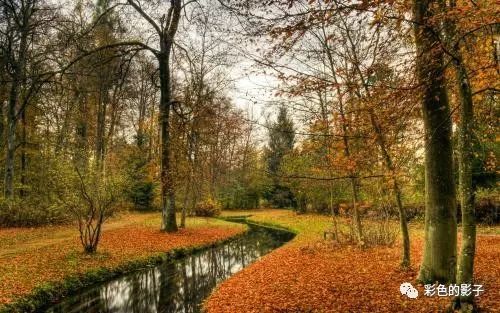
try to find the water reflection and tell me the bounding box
[46,225,293,313]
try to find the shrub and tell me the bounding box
[124,149,156,212]
[362,221,399,247]
[0,155,77,227]
[56,165,125,253]
[264,185,297,209]
[0,199,70,227]
[459,196,499,225]
[129,181,155,211]
[325,219,398,248]
[193,198,221,217]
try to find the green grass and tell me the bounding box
[221,209,500,242]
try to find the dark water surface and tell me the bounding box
[45,223,294,313]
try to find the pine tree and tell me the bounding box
[265,107,296,208]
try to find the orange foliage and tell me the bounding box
[205,220,499,312]
[0,214,245,305]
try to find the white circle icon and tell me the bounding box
[400,282,419,299]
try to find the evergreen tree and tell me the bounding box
[265,107,296,208]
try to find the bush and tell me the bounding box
[362,221,399,247]
[404,203,425,220]
[0,155,77,227]
[129,181,155,211]
[326,220,398,248]
[0,198,70,227]
[459,197,499,225]
[193,198,221,217]
[264,185,297,209]
[55,164,125,253]
[123,146,157,212]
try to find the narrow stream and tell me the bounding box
[44,223,294,313]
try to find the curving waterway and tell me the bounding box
[44,222,294,313]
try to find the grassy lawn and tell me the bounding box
[0,213,246,306]
[205,209,500,313]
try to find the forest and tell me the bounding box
[0,0,498,312]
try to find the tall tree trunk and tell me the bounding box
[338,98,363,243]
[442,3,477,309]
[4,4,28,199]
[75,93,89,171]
[350,177,363,243]
[455,55,476,312]
[4,94,16,198]
[0,100,4,150]
[414,0,457,284]
[5,75,22,198]
[347,29,411,265]
[19,109,27,198]
[158,46,177,232]
[96,90,107,174]
[368,110,411,267]
[4,57,25,198]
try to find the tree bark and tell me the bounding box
[4,107,17,199]
[126,0,182,231]
[455,54,476,312]
[96,90,107,173]
[368,110,411,267]
[4,81,18,198]
[338,96,363,243]
[441,3,477,309]
[20,109,27,198]
[4,49,26,198]
[414,0,457,284]
[75,91,89,171]
[159,47,178,232]
[3,0,33,199]
[346,33,411,265]
[323,38,363,243]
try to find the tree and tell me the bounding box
[125,0,184,232]
[454,45,476,312]
[240,1,414,246]
[443,1,498,310]
[330,9,412,264]
[92,0,127,174]
[126,54,158,211]
[1,0,42,198]
[56,162,123,254]
[413,0,457,284]
[265,107,296,208]
[172,6,238,224]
